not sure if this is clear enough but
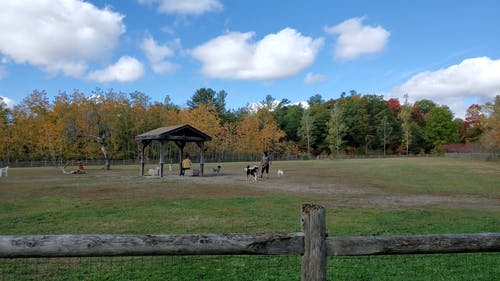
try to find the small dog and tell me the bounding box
[245,165,259,182]
[0,166,8,177]
[148,166,160,176]
[277,169,284,177]
[213,165,221,176]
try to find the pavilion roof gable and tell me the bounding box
[135,124,212,142]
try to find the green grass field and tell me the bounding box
[0,157,499,280]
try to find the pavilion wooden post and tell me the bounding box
[301,203,327,281]
[140,143,145,176]
[175,140,186,175]
[197,142,205,176]
[159,140,165,177]
[179,147,183,174]
[139,140,151,176]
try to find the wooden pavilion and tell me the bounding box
[135,124,212,177]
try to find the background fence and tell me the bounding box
[5,152,499,168]
[445,152,500,160]
[1,204,499,281]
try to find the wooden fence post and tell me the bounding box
[301,203,327,281]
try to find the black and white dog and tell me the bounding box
[245,165,259,182]
[213,165,221,176]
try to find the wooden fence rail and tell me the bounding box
[328,233,500,256]
[1,204,499,281]
[0,233,304,258]
[2,232,499,259]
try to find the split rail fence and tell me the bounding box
[1,204,499,280]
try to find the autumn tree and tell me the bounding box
[385,98,401,118]
[179,103,222,158]
[398,95,413,155]
[327,101,347,156]
[412,99,436,125]
[113,99,134,160]
[77,89,122,170]
[129,91,153,131]
[214,122,237,161]
[105,91,135,161]
[9,90,51,160]
[461,104,487,143]
[481,95,500,152]
[63,91,92,160]
[260,120,286,154]
[49,92,75,161]
[254,95,286,155]
[234,114,261,157]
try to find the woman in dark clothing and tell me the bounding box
[260,151,270,179]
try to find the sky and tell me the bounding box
[1,0,500,119]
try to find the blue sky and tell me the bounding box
[1,0,500,118]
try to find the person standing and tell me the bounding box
[260,151,271,179]
[180,154,192,176]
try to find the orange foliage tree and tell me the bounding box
[234,114,261,156]
[9,90,51,161]
[481,95,500,151]
[234,111,285,158]
[178,103,222,157]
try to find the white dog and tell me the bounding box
[277,169,284,177]
[0,166,8,177]
[148,166,160,176]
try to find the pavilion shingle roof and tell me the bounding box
[135,124,212,142]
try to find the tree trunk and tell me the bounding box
[101,144,111,170]
[95,135,111,170]
[79,134,111,170]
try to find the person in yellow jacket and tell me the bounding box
[180,154,192,176]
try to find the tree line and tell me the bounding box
[0,88,499,165]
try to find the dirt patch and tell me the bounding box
[166,166,500,210]
[2,164,499,210]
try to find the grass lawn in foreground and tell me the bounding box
[0,157,498,280]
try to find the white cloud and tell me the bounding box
[292,101,310,109]
[392,57,500,118]
[88,56,144,82]
[0,96,14,108]
[247,100,280,113]
[0,0,125,77]
[325,17,390,60]
[248,100,310,113]
[138,0,222,15]
[304,72,327,84]
[140,35,179,74]
[191,28,324,81]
